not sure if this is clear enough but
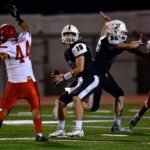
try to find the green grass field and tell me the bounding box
[0,104,150,150]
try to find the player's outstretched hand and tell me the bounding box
[5,4,20,19]
[139,34,149,45]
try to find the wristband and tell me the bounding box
[16,17,24,25]
[63,71,73,80]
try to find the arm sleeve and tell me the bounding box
[72,43,87,57]
[96,36,106,52]
[0,44,10,55]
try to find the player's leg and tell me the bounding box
[103,73,129,132]
[65,95,84,137]
[27,78,47,141]
[52,93,99,121]
[0,109,9,128]
[52,75,101,120]
[111,96,129,132]
[52,98,69,120]
[49,92,71,137]
[78,75,103,112]
[67,95,84,137]
[66,75,99,137]
[0,82,17,128]
[52,83,102,122]
[129,91,150,129]
[52,99,59,120]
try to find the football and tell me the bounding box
[51,70,60,87]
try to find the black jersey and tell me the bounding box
[64,40,94,79]
[95,33,124,74]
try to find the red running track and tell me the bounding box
[15,95,148,106]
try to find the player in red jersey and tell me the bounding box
[0,4,47,141]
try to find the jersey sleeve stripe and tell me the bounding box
[0,46,8,48]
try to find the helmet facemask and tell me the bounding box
[61,25,79,44]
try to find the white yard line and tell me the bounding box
[3,120,113,125]
[0,137,35,141]
[0,137,150,145]
[3,120,150,130]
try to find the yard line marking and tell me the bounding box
[101,134,128,137]
[3,120,58,125]
[0,137,35,141]
[3,120,150,130]
[51,139,150,145]
[128,109,139,112]
[3,120,113,125]
[46,124,150,130]
[95,110,111,113]
[1,137,150,145]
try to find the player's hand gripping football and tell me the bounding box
[51,70,64,87]
[5,4,21,19]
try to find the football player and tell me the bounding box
[0,4,47,141]
[52,12,142,133]
[129,92,150,129]
[129,40,150,129]
[49,24,99,137]
[92,12,142,132]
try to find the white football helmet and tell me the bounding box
[107,20,128,41]
[61,24,80,44]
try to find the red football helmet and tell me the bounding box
[0,24,17,42]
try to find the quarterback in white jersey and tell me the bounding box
[0,4,47,142]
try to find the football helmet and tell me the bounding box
[0,24,17,42]
[61,24,80,44]
[107,20,128,41]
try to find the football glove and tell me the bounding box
[5,4,23,25]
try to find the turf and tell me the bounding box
[0,104,150,150]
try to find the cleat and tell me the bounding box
[0,121,3,128]
[129,114,140,129]
[35,135,48,142]
[52,101,58,120]
[111,124,130,133]
[48,129,65,137]
[66,128,84,137]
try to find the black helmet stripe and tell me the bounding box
[68,25,71,30]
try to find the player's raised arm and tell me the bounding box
[99,11,111,37]
[100,11,111,22]
[5,4,30,32]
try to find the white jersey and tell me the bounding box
[0,31,36,83]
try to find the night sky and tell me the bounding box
[1,0,150,14]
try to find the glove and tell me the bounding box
[137,35,150,54]
[51,70,60,87]
[5,4,20,18]
[5,4,23,25]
